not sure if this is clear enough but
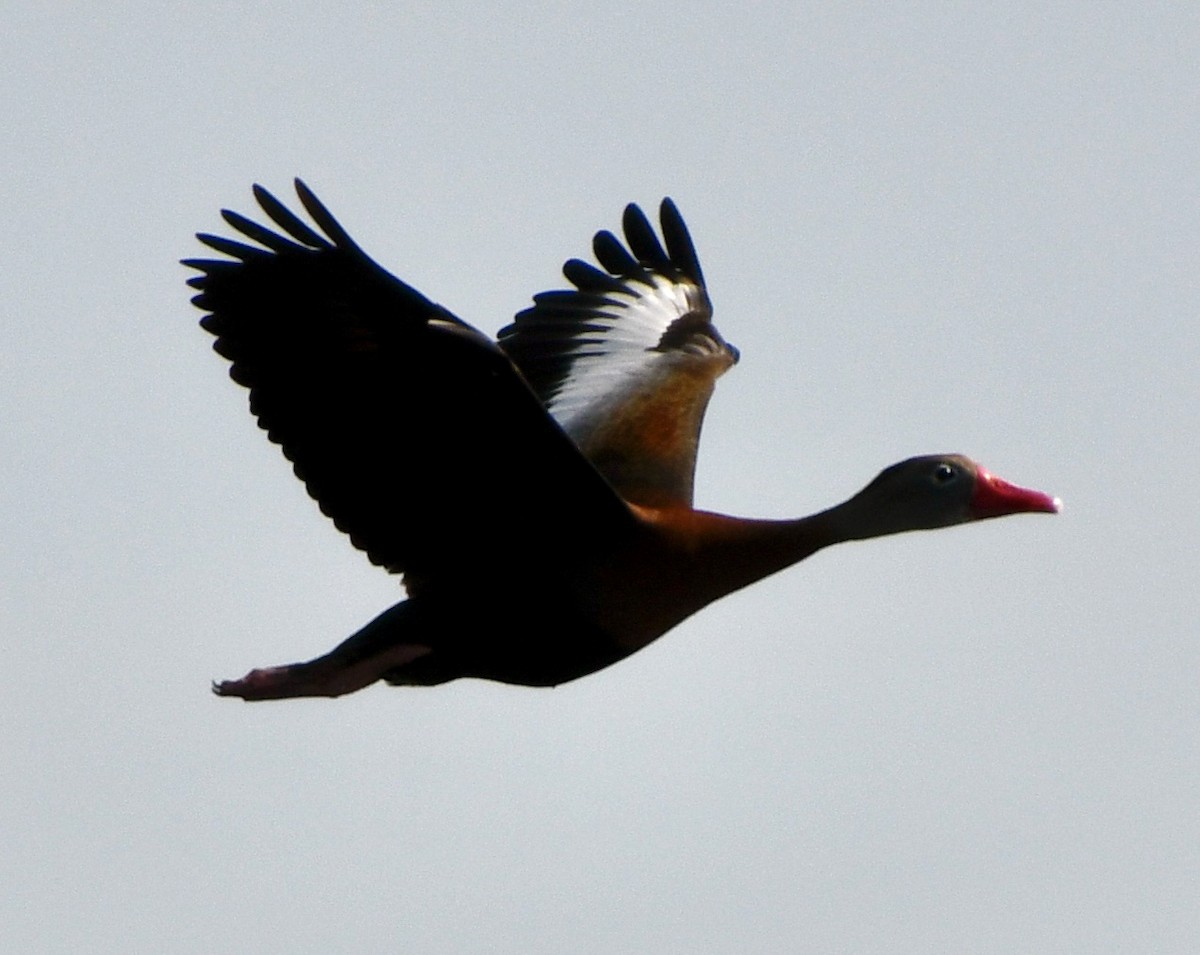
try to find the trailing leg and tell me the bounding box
[213,601,434,701]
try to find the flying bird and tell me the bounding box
[185,182,1059,700]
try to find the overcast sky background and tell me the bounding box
[3,3,1197,952]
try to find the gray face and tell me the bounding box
[852,454,979,536]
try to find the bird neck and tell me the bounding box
[642,507,842,603]
[682,485,920,589]
[806,490,911,543]
[619,488,915,640]
[591,499,882,649]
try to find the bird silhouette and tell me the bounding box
[184,182,1059,700]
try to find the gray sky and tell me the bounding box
[4,3,1197,952]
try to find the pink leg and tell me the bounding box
[213,642,432,701]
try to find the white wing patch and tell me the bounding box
[546,273,717,434]
[498,200,738,507]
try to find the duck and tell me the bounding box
[185,181,1059,700]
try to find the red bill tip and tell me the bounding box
[970,468,1061,519]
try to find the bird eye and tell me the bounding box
[933,463,958,484]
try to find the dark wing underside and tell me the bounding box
[498,200,738,509]
[184,181,637,587]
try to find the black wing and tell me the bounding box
[184,181,637,585]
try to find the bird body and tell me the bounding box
[185,183,1058,701]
